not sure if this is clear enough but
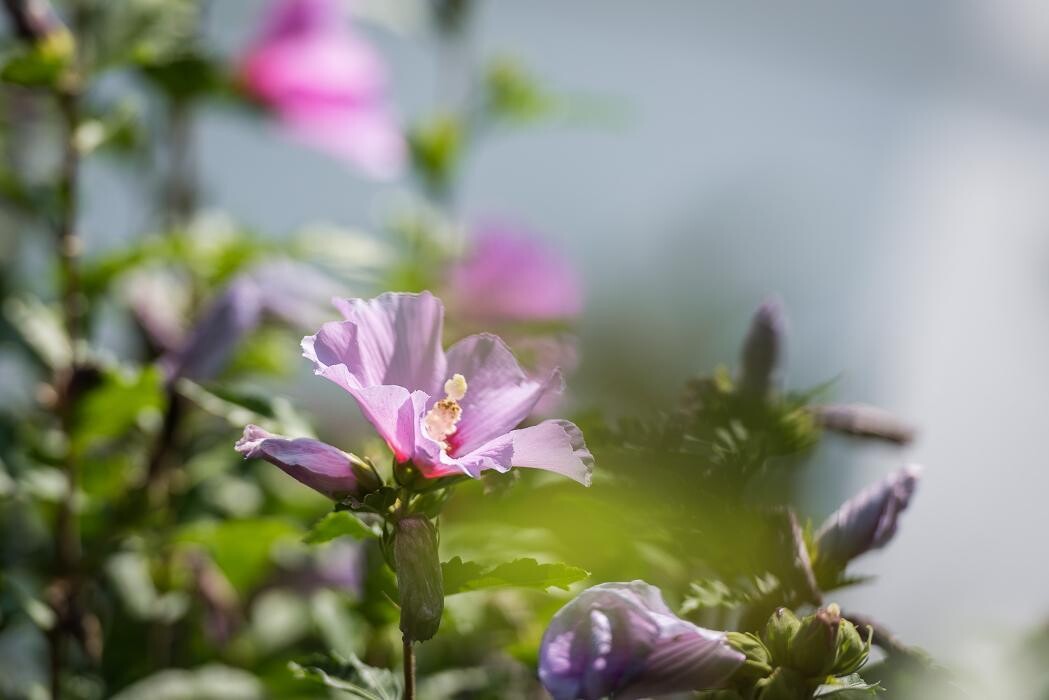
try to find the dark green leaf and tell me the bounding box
[303,511,379,545]
[289,654,401,700]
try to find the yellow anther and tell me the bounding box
[444,373,467,401]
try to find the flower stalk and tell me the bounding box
[2,0,92,693]
[402,635,416,700]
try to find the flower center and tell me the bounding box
[422,373,468,450]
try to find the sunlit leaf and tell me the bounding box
[442,556,587,595]
[815,674,882,697]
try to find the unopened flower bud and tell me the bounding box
[813,403,916,446]
[235,425,382,501]
[832,618,871,676]
[392,515,444,643]
[739,297,787,397]
[763,607,801,666]
[726,632,772,684]
[789,604,841,677]
[816,465,921,570]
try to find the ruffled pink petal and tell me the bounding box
[327,292,447,392]
[443,333,562,456]
[302,308,438,462]
[504,420,593,486]
[439,419,592,485]
[235,424,360,499]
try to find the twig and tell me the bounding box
[842,610,920,659]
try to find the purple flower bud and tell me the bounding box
[160,261,341,382]
[816,464,922,566]
[539,581,745,700]
[235,424,380,500]
[813,403,916,446]
[739,297,787,396]
[164,277,265,381]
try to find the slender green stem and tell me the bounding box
[402,636,416,700]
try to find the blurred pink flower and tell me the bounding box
[240,0,405,178]
[446,225,583,324]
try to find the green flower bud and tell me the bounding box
[757,667,807,700]
[832,618,871,676]
[726,632,772,684]
[349,454,383,495]
[763,607,801,666]
[789,603,841,677]
[392,515,444,642]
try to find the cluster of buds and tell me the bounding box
[726,604,872,699]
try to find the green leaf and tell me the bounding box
[440,556,487,596]
[108,664,264,700]
[441,557,588,595]
[407,114,462,194]
[289,654,402,700]
[137,51,226,102]
[176,518,301,594]
[95,0,200,71]
[0,35,73,88]
[72,365,166,455]
[483,57,554,123]
[680,575,779,616]
[303,511,379,545]
[815,674,882,697]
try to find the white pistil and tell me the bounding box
[423,373,468,450]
